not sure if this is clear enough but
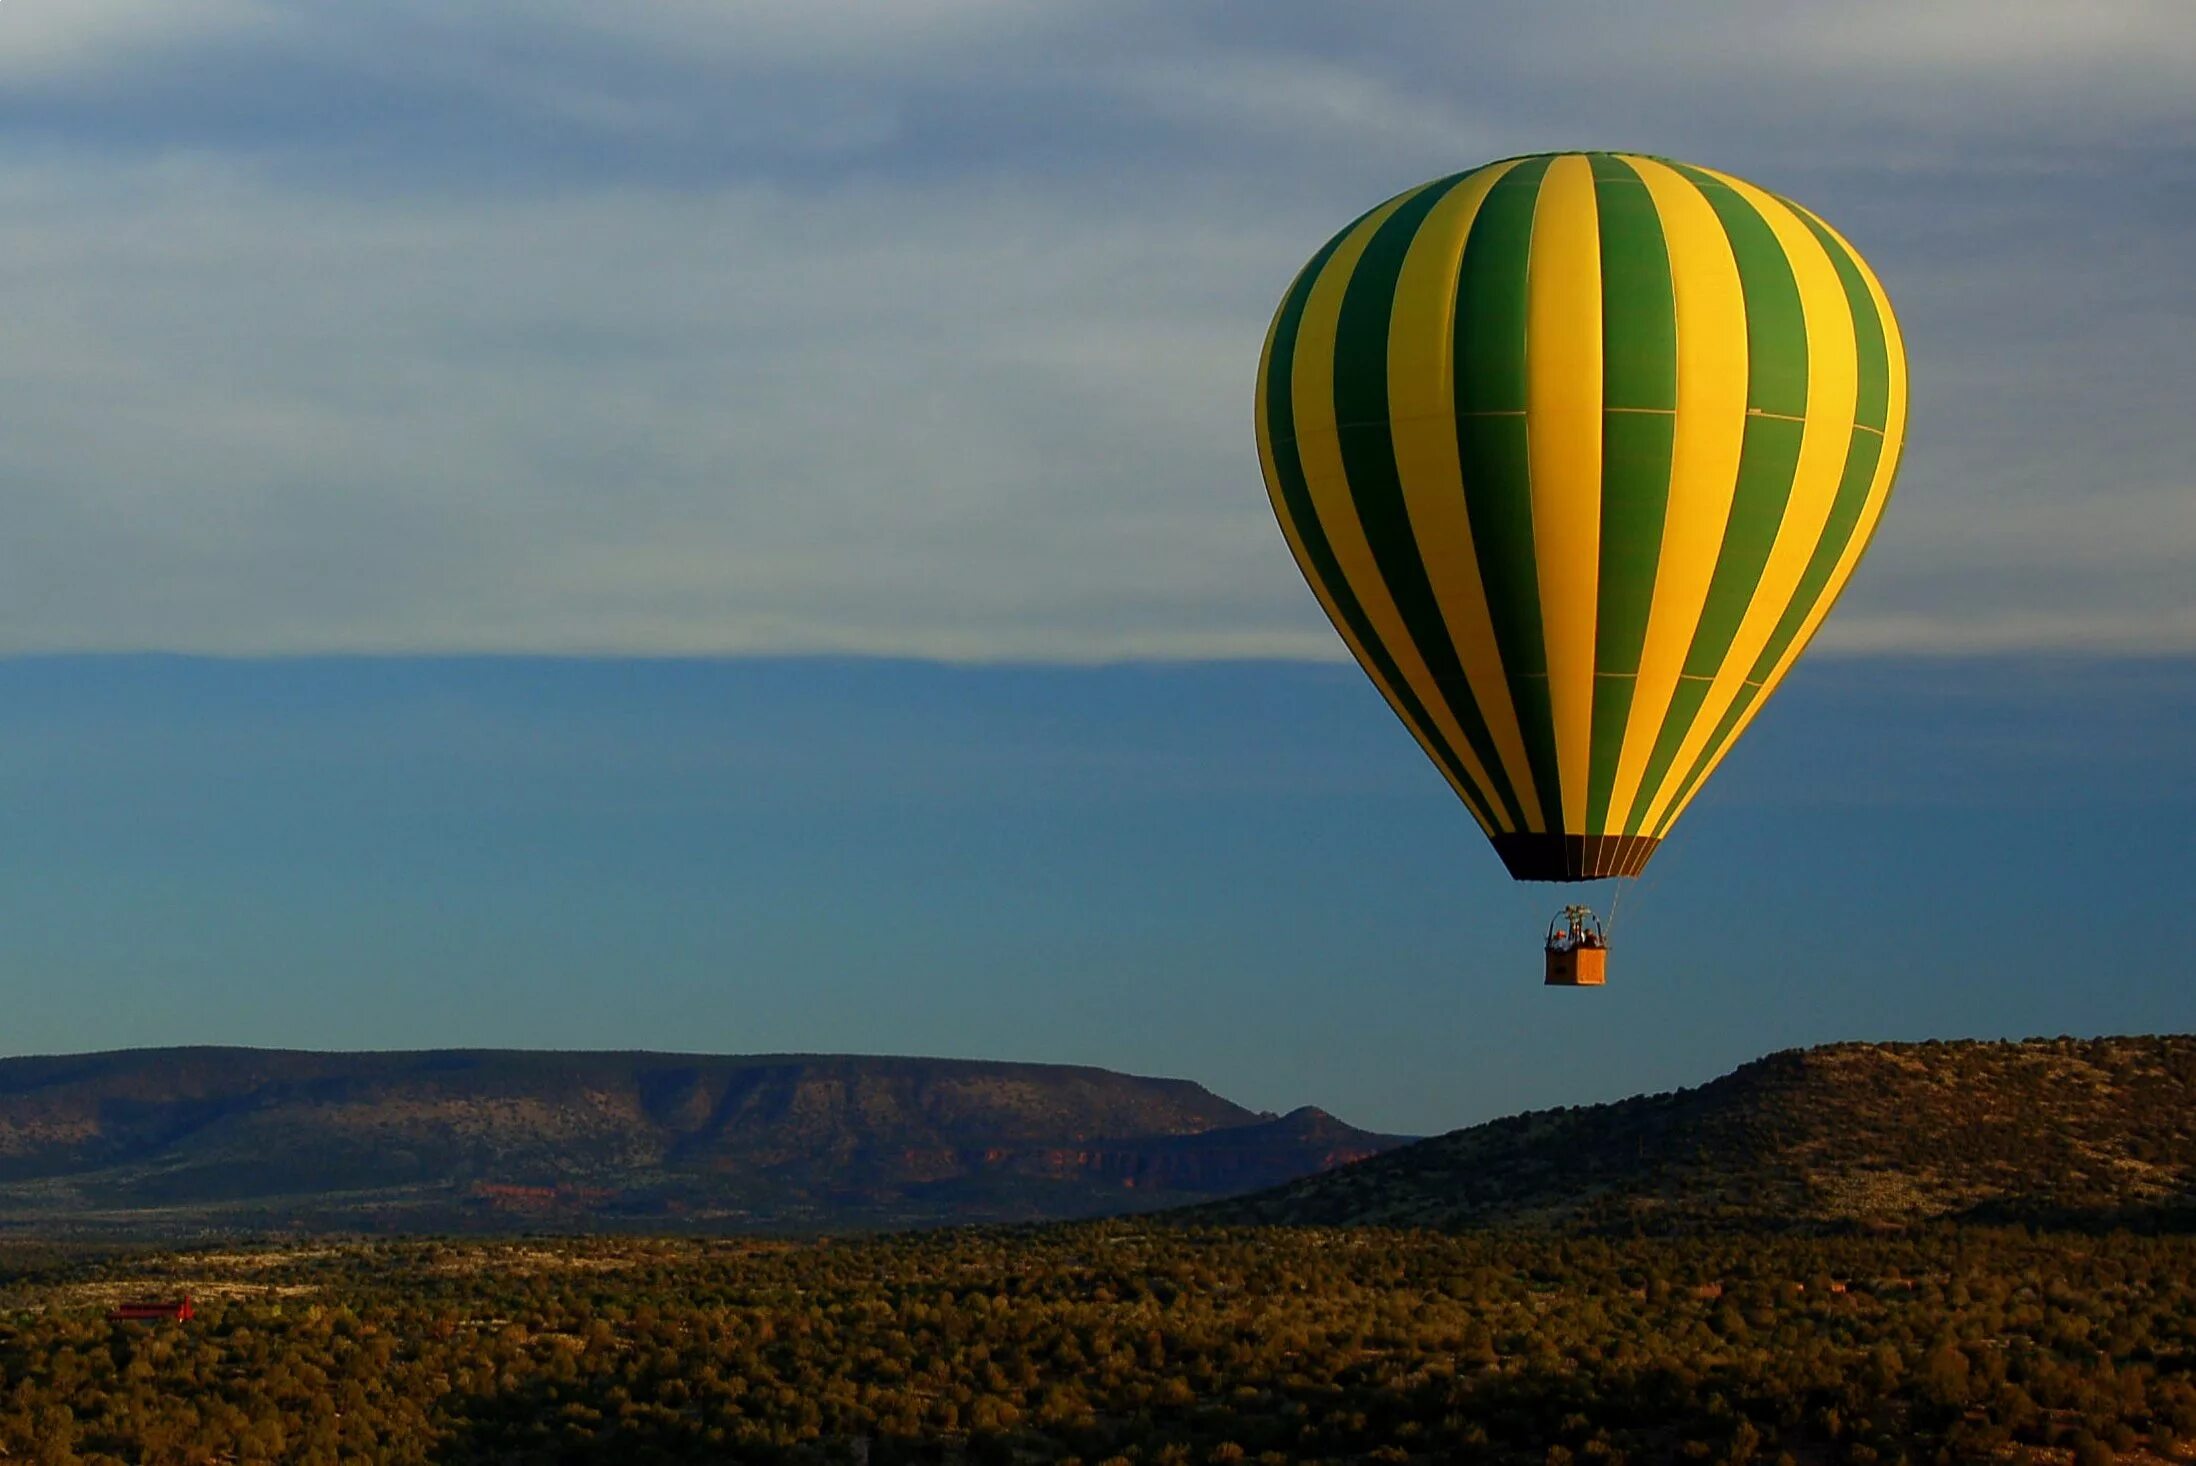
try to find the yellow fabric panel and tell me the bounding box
[1522,154,1605,834]
[1805,204,1912,454]
[1655,211,1909,831]
[1599,157,1749,832]
[1290,189,1512,832]
[1639,172,1860,837]
[1643,427,1902,835]
[1384,161,1546,831]
[1256,252,1497,836]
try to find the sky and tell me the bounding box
[0,3,2190,1134]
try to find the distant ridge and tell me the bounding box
[1197,1035,2196,1234]
[0,1047,1405,1236]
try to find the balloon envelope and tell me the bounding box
[1255,152,1907,881]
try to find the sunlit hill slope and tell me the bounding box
[1199,1036,2196,1233]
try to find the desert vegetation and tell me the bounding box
[5,1222,2196,1463]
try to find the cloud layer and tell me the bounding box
[0,1,2189,656]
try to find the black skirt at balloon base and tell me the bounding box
[1492,833,1660,881]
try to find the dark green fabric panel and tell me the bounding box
[1330,176,1460,428]
[1598,406,1677,671]
[1452,156,1565,830]
[1647,426,1886,829]
[1265,221,1357,448]
[1618,412,1803,831]
[1457,417,1562,831]
[1654,681,1761,832]
[1329,176,1528,830]
[1586,673,1637,834]
[1672,181,1817,679]
[1620,675,1712,835]
[1592,158,1678,412]
[1263,223,1353,449]
[1674,165,1809,418]
[1584,154,1678,832]
[1593,413,1678,673]
[1641,201,1900,839]
[1747,428,1884,684]
[1263,225,1497,831]
[1798,211,1891,430]
[1683,415,1806,678]
[1586,412,1676,829]
[1620,172,1812,832]
[1329,178,1457,430]
[1454,156,1549,414]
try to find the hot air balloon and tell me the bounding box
[1253,152,1907,983]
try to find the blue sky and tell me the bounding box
[0,3,2189,1133]
[0,655,2189,1134]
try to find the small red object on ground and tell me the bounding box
[109,1296,193,1323]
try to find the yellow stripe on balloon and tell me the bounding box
[1256,256,1498,836]
[1640,174,1862,837]
[1291,188,1512,831]
[1643,428,1902,837]
[1384,161,1547,831]
[1655,208,1908,832]
[1599,157,1749,833]
[1522,153,1605,835]
[1805,203,1911,456]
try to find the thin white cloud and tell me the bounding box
[1825,480,2196,654]
[0,2,2185,657]
[0,0,279,77]
[0,156,1328,657]
[1704,1,2196,75]
[1117,54,1499,160]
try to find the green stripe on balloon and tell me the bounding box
[1329,175,1528,831]
[1453,153,1564,833]
[1800,211,1892,431]
[1650,206,1900,834]
[1743,212,1892,685]
[1623,167,1809,833]
[1264,217,1497,832]
[1585,152,1678,833]
[1674,165,1811,676]
[1650,427,1885,838]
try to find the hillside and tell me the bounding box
[1200,1035,2196,1233]
[0,1049,1404,1235]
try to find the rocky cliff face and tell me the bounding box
[0,1049,1407,1234]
